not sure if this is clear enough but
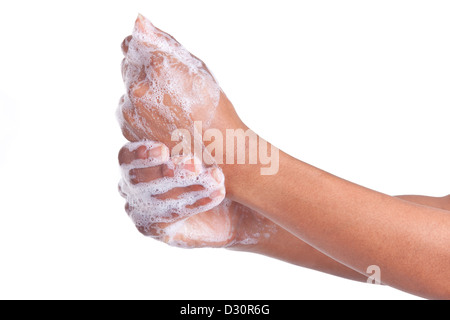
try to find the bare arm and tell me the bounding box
[231,220,370,283]
[224,136,450,299]
[234,195,449,286]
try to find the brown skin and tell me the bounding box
[222,147,450,299]
[119,144,450,288]
[119,16,450,299]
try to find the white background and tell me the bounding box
[0,0,449,300]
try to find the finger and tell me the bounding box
[172,157,201,173]
[126,202,181,226]
[127,54,161,97]
[135,19,203,74]
[118,142,169,165]
[134,14,155,38]
[153,185,205,201]
[129,165,171,184]
[137,223,165,238]
[122,60,146,86]
[121,35,132,55]
[119,144,148,165]
[121,58,128,81]
[136,218,180,238]
[125,203,132,217]
[124,48,192,146]
[126,68,181,144]
[134,14,162,49]
[134,14,182,52]
[185,197,214,210]
[120,122,140,142]
[126,154,202,185]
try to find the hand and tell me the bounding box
[118,141,273,248]
[118,14,245,151]
[117,16,270,248]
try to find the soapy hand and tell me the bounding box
[117,15,264,248]
[118,14,243,151]
[119,141,272,248]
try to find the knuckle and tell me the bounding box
[118,146,129,164]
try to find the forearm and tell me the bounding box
[231,224,369,282]
[224,201,367,282]
[231,195,448,285]
[224,141,450,299]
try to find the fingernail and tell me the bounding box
[149,146,161,158]
[149,145,169,161]
[135,14,155,35]
[138,14,155,27]
[136,145,149,159]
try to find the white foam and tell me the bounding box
[120,147,225,228]
[159,199,277,248]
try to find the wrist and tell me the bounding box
[216,126,258,200]
[221,135,281,206]
[225,204,279,252]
